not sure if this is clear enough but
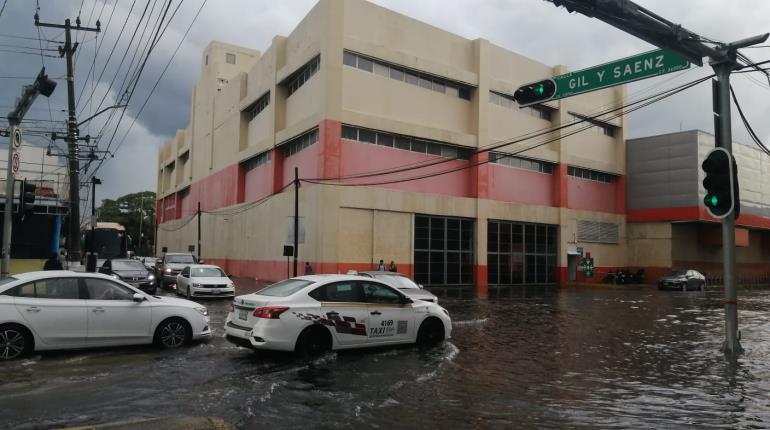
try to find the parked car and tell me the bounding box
[658,270,706,291]
[355,271,439,304]
[224,275,451,356]
[176,265,235,299]
[133,256,156,271]
[99,259,157,295]
[155,253,199,289]
[0,271,211,360]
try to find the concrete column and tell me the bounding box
[472,38,491,297]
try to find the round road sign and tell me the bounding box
[11,152,20,175]
[12,128,21,148]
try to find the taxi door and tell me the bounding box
[317,281,369,347]
[361,281,415,345]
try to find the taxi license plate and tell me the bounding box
[238,309,248,320]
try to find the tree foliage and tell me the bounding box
[97,191,156,255]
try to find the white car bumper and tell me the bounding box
[190,286,235,298]
[224,315,296,352]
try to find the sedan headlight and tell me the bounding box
[226,282,234,288]
[148,274,155,280]
[194,306,208,317]
[165,268,172,273]
[110,274,119,280]
[192,283,202,288]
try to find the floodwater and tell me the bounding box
[2,284,770,429]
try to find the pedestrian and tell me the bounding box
[388,260,397,272]
[58,247,68,270]
[377,259,385,271]
[304,262,314,275]
[43,252,63,271]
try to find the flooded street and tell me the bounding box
[3,284,770,429]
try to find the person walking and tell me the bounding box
[388,260,397,272]
[304,262,314,275]
[377,259,385,271]
[43,252,64,270]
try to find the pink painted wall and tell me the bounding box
[338,139,471,197]
[487,164,555,206]
[243,160,274,202]
[282,144,321,189]
[567,177,618,214]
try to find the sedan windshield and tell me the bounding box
[192,267,225,278]
[112,261,146,271]
[665,271,687,277]
[167,255,195,264]
[258,279,313,297]
[373,274,419,289]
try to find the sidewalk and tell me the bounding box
[64,416,232,430]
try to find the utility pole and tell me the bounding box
[85,177,101,272]
[138,195,145,255]
[294,167,299,277]
[546,0,768,355]
[197,201,201,262]
[36,14,101,267]
[2,68,57,278]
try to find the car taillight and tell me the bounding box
[227,303,234,313]
[253,306,289,319]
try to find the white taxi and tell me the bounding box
[224,275,451,355]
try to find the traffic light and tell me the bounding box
[514,79,556,107]
[702,147,740,219]
[21,180,36,214]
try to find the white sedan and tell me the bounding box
[224,275,451,355]
[175,265,235,299]
[0,271,211,360]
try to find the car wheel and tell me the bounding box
[0,324,33,360]
[416,317,445,347]
[295,326,331,357]
[155,318,191,349]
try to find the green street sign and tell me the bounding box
[552,49,689,100]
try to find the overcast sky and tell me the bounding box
[1,0,769,206]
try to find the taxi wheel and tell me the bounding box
[0,324,33,360]
[295,326,331,357]
[416,318,445,347]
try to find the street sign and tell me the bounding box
[11,152,20,175]
[12,128,21,148]
[515,49,689,106]
[553,49,689,100]
[579,257,594,277]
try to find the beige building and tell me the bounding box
[156,0,629,297]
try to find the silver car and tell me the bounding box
[356,271,439,304]
[658,270,706,291]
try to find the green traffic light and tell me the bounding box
[705,194,718,207]
[534,84,544,96]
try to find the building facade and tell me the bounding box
[627,130,770,284]
[156,0,629,296]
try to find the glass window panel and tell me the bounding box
[357,56,373,72]
[447,219,460,250]
[512,253,524,284]
[405,71,419,85]
[36,278,80,299]
[536,225,547,254]
[429,252,445,285]
[342,125,358,140]
[441,146,458,159]
[390,67,404,81]
[547,225,557,254]
[459,87,471,100]
[418,76,433,89]
[432,80,446,93]
[499,254,511,284]
[446,85,459,98]
[546,256,556,283]
[411,140,427,154]
[395,136,411,151]
[461,253,473,284]
[427,143,442,156]
[226,53,236,64]
[461,220,473,251]
[377,133,394,147]
[373,61,390,77]
[525,255,536,283]
[488,254,499,284]
[512,224,523,253]
[415,215,429,229]
[525,224,536,253]
[536,255,547,283]
[487,222,498,252]
[499,222,511,253]
[343,51,357,67]
[359,129,376,144]
[430,219,445,249]
[446,253,460,284]
[520,159,533,171]
[414,251,429,285]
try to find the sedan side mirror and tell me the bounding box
[400,295,413,305]
[418,284,424,290]
[198,259,205,264]
[132,293,145,302]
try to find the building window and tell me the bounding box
[570,113,616,137]
[490,153,553,174]
[285,55,320,97]
[205,55,208,65]
[414,215,474,286]
[577,220,619,244]
[226,53,236,64]
[488,221,557,285]
[342,50,472,101]
[489,91,552,120]
[280,128,319,157]
[242,150,271,172]
[567,166,615,183]
[245,91,270,121]
[341,124,473,160]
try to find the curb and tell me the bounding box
[63,416,232,430]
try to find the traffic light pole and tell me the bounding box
[713,63,741,354]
